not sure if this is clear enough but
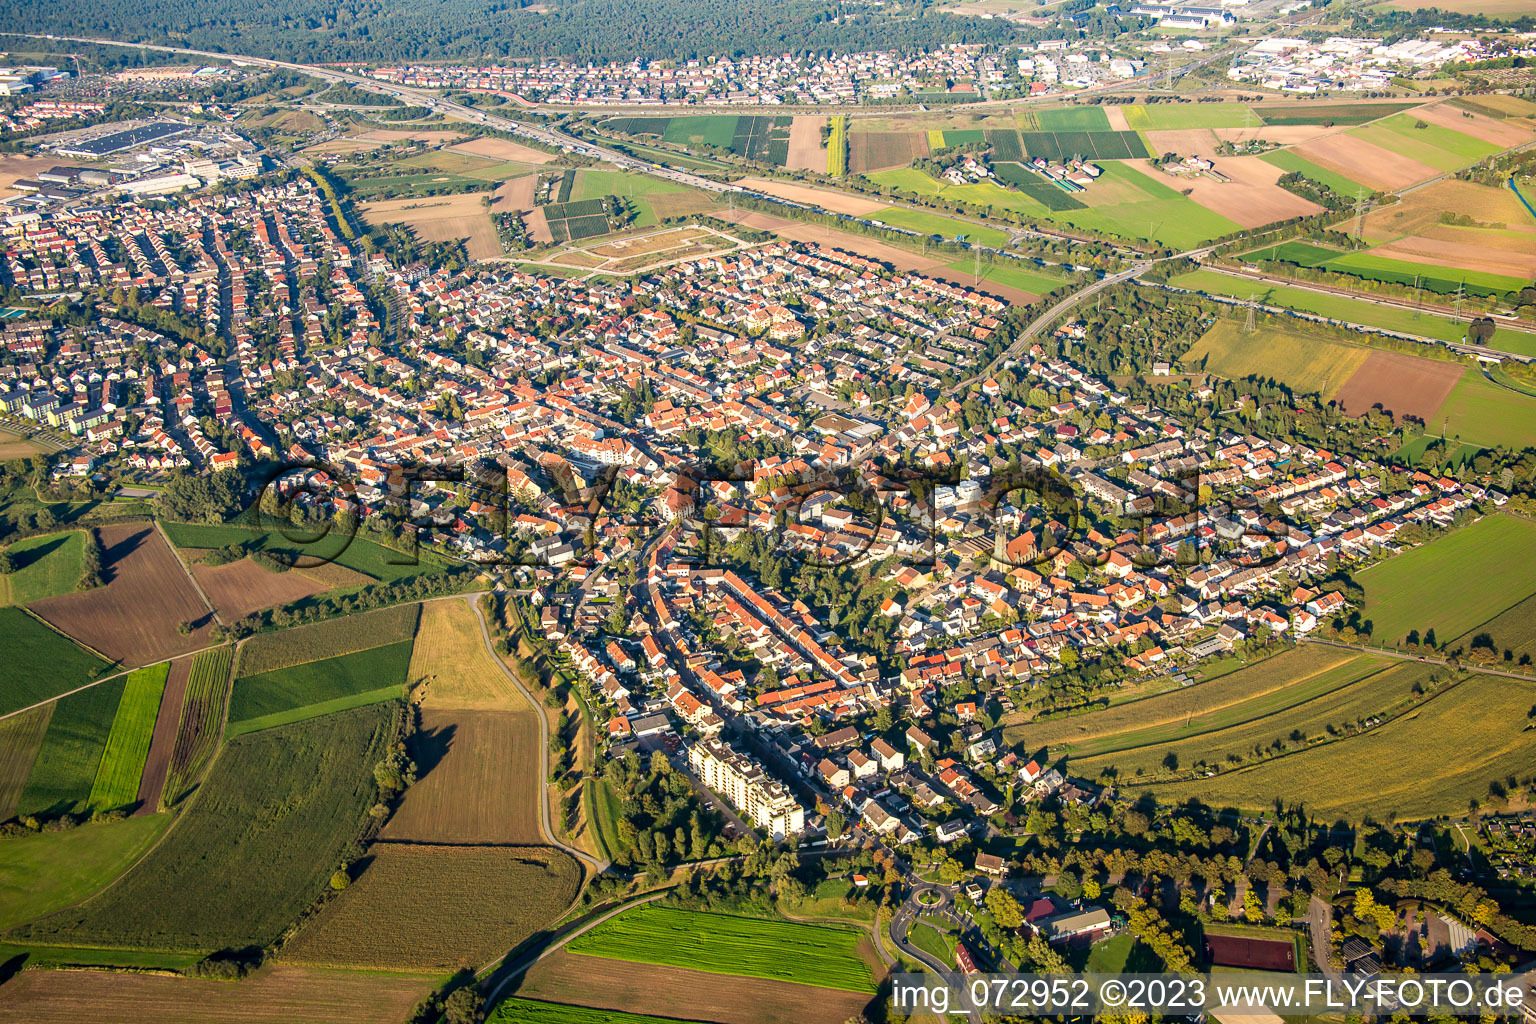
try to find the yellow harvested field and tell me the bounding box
[1216,125,1337,147]
[1171,156,1323,228]
[527,205,554,244]
[409,598,529,711]
[785,116,830,173]
[1416,101,1535,148]
[359,193,502,260]
[1364,178,1536,241]
[449,136,555,164]
[736,178,889,215]
[491,173,537,213]
[1292,133,1439,191]
[1144,128,1223,160]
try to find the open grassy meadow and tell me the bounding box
[0,530,84,605]
[1180,320,1367,399]
[282,843,579,970]
[16,676,127,819]
[162,646,235,808]
[159,521,442,582]
[1056,160,1242,248]
[1130,675,1536,820]
[1359,515,1536,645]
[1431,370,1536,450]
[87,662,170,812]
[238,602,421,677]
[1004,645,1363,751]
[875,207,1010,246]
[12,704,394,952]
[0,606,112,717]
[1074,659,1438,778]
[0,813,170,931]
[226,638,414,736]
[566,904,876,993]
[946,259,1070,298]
[1123,103,1262,130]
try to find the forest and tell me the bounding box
[0,0,1022,64]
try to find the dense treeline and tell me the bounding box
[0,0,1023,64]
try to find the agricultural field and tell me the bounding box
[1135,675,1536,820]
[161,646,236,808]
[1016,130,1149,161]
[866,167,1051,218]
[0,530,84,605]
[0,426,46,460]
[566,904,877,993]
[226,637,414,735]
[848,129,928,174]
[12,704,394,952]
[86,662,170,812]
[159,521,443,583]
[944,259,1070,300]
[1073,659,1438,778]
[239,602,420,676]
[0,704,51,819]
[1331,349,1466,425]
[0,606,111,717]
[360,192,504,259]
[1348,113,1503,174]
[1180,320,1369,400]
[1254,102,1419,127]
[875,207,1010,247]
[1122,103,1262,130]
[1358,515,1536,646]
[29,524,214,666]
[0,964,432,1024]
[1315,249,1525,298]
[0,814,170,931]
[381,709,541,844]
[539,197,612,242]
[1432,370,1536,449]
[1056,160,1241,248]
[1035,106,1116,132]
[1257,149,1370,197]
[133,657,191,812]
[282,843,579,970]
[1452,592,1536,663]
[190,556,327,622]
[1169,269,1536,353]
[1003,645,1363,750]
[14,676,127,819]
[488,999,708,1024]
[990,162,1087,211]
[409,598,526,710]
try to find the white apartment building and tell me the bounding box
[688,737,805,840]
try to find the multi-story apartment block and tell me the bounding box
[688,737,805,840]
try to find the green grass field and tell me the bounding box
[0,531,84,606]
[1258,150,1370,197]
[1348,114,1502,173]
[585,777,625,864]
[867,167,1052,218]
[1181,319,1368,399]
[1254,102,1419,127]
[1322,250,1527,297]
[15,677,126,818]
[226,638,413,734]
[876,207,1010,246]
[12,704,394,952]
[1169,269,1536,355]
[1057,161,1242,248]
[1359,515,1536,644]
[907,917,958,964]
[0,814,170,931]
[158,522,442,582]
[1433,371,1536,449]
[0,607,112,717]
[1036,106,1114,132]
[566,905,876,992]
[1075,659,1436,778]
[1452,592,1536,663]
[239,603,420,676]
[1124,103,1262,130]
[1243,240,1342,266]
[86,663,170,812]
[660,115,738,148]
[488,1000,707,1024]
[1134,675,1536,820]
[571,169,691,203]
[945,259,1070,297]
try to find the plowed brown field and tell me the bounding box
[1333,350,1464,424]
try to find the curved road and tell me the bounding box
[466,593,607,874]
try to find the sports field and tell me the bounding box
[566,904,877,993]
[1180,320,1367,400]
[1134,675,1536,820]
[1358,514,1536,645]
